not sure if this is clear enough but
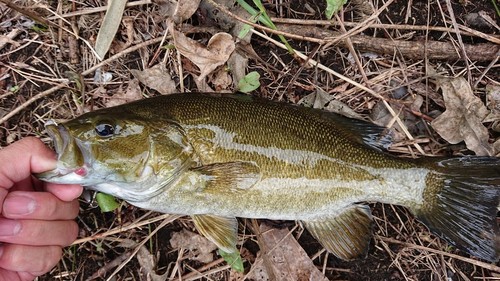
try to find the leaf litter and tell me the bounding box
[430,75,495,156]
[1,0,500,280]
[168,20,235,82]
[247,223,328,281]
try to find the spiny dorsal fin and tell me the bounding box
[320,112,393,151]
[192,161,261,192]
[303,204,373,260]
[191,214,238,253]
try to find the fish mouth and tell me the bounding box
[45,120,67,158]
[36,121,88,183]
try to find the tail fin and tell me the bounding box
[415,157,500,262]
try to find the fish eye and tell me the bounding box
[95,123,116,137]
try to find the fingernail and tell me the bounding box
[0,219,21,236]
[3,195,36,215]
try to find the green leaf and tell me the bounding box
[238,71,260,93]
[236,0,294,53]
[238,13,259,39]
[218,249,244,272]
[96,192,120,212]
[325,0,347,19]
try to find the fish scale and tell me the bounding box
[37,93,500,262]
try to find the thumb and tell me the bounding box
[0,137,56,190]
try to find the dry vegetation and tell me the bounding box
[0,0,499,280]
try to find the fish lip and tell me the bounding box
[42,120,89,180]
[45,120,68,160]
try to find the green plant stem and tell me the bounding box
[236,0,294,53]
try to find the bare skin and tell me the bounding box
[0,137,82,281]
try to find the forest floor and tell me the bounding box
[0,0,499,280]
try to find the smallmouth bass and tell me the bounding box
[38,93,500,262]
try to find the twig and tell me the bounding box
[377,236,500,273]
[205,0,324,44]
[335,14,369,84]
[276,24,500,62]
[0,36,164,125]
[105,215,178,281]
[473,49,500,88]
[0,0,50,26]
[46,0,152,20]
[73,213,180,245]
[323,0,396,48]
[270,18,500,45]
[444,0,471,83]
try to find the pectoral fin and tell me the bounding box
[192,161,261,192]
[191,214,238,253]
[303,204,373,260]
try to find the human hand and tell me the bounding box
[0,137,83,281]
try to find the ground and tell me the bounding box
[0,0,499,280]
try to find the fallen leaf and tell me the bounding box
[136,245,168,281]
[245,253,270,281]
[168,20,235,82]
[228,50,249,89]
[431,76,493,156]
[252,223,328,281]
[157,0,201,23]
[483,85,500,133]
[299,88,364,120]
[173,0,201,23]
[193,73,214,92]
[131,64,176,95]
[209,67,233,91]
[94,0,127,60]
[170,229,217,263]
[105,78,143,107]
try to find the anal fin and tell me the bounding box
[191,214,238,253]
[303,204,373,260]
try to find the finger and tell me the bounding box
[0,268,36,281]
[0,218,78,247]
[45,183,83,202]
[0,244,62,275]
[0,137,56,189]
[2,191,80,220]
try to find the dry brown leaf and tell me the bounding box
[252,224,328,281]
[227,51,249,89]
[168,20,235,82]
[431,77,494,156]
[157,0,201,23]
[483,84,500,123]
[173,0,201,23]
[169,229,217,263]
[299,88,364,120]
[105,78,143,107]
[136,245,168,281]
[208,67,233,91]
[131,64,176,95]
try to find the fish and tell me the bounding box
[37,93,500,262]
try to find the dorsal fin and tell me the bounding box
[318,111,393,151]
